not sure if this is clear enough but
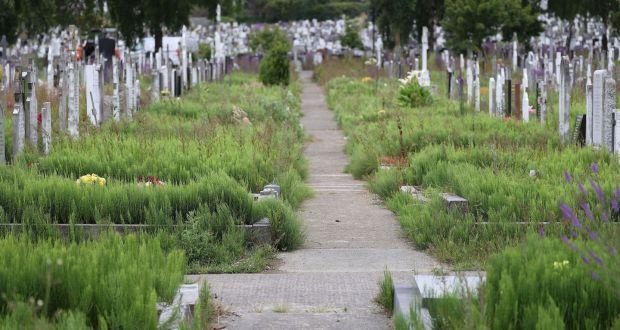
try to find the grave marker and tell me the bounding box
[592,70,606,148]
[603,77,615,152]
[12,103,24,157]
[42,102,52,154]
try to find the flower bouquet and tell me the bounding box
[76,174,106,186]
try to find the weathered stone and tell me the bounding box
[244,218,272,246]
[603,77,616,152]
[441,193,468,214]
[42,102,51,154]
[12,103,24,158]
[488,78,495,115]
[592,70,607,148]
[586,82,593,145]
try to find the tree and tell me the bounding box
[0,0,20,44]
[413,0,444,50]
[107,0,193,50]
[341,20,363,50]
[501,0,543,47]
[442,0,506,54]
[370,0,416,56]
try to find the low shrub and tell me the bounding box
[347,146,378,179]
[0,234,185,328]
[375,269,394,313]
[368,169,402,199]
[252,198,304,251]
[260,43,291,86]
[396,79,432,108]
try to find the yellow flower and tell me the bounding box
[378,109,386,116]
[362,77,372,83]
[553,260,570,269]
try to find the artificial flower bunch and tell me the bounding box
[361,76,373,83]
[137,176,166,187]
[76,174,106,186]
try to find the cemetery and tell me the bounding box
[0,0,619,329]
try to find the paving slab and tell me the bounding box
[199,71,443,329]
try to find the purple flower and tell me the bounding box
[578,183,587,195]
[591,163,598,174]
[582,256,591,264]
[588,230,597,240]
[562,235,576,250]
[580,202,595,221]
[615,188,620,198]
[601,212,609,222]
[560,203,582,229]
[563,171,572,183]
[538,226,545,237]
[571,230,579,238]
[589,179,605,207]
[612,198,618,212]
[592,271,599,280]
[588,249,604,265]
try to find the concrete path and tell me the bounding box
[195,71,442,329]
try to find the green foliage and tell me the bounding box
[259,42,291,86]
[324,67,620,268]
[252,198,304,251]
[375,269,394,313]
[397,80,433,108]
[0,234,185,328]
[370,0,416,50]
[369,169,402,199]
[250,27,290,53]
[341,21,364,50]
[0,301,89,329]
[196,43,212,60]
[482,236,620,329]
[347,146,379,179]
[443,0,543,52]
[238,0,367,23]
[107,0,193,47]
[442,0,506,53]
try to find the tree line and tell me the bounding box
[1,0,619,54]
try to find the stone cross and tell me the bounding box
[603,77,615,152]
[12,103,24,157]
[42,102,51,154]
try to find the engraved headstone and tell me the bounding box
[603,77,615,152]
[12,103,24,157]
[592,70,607,148]
[42,102,52,154]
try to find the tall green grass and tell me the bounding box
[0,234,185,328]
[324,65,620,267]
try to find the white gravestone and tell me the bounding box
[489,78,495,115]
[558,58,571,142]
[67,62,79,137]
[112,57,121,121]
[12,103,24,157]
[592,70,607,148]
[603,77,615,152]
[42,102,51,154]
[84,64,102,126]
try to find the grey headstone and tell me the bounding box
[42,102,52,154]
[603,77,615,152]
[12,103,24,158]
[592,70,607,148]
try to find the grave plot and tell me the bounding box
[322,57,620,269]
[0,73,310,272]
